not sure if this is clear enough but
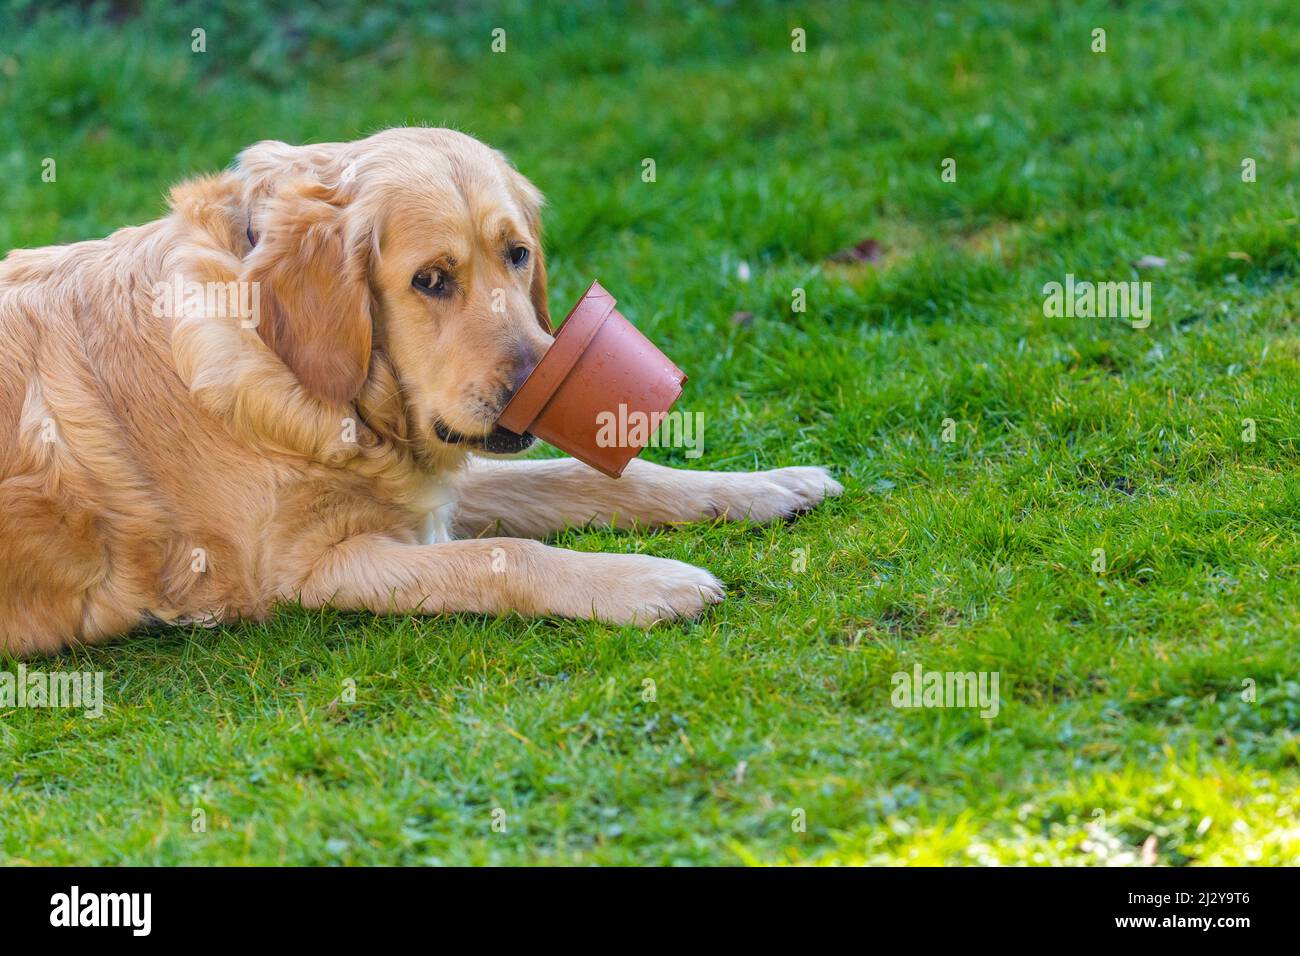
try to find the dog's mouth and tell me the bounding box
[432,419,536,455]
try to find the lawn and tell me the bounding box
[1,0,1297,865]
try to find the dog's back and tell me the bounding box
[0,213,275,653]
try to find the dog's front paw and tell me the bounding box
[708,465,843,523]
[564,552,725,626]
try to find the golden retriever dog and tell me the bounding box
[0,128,841,656]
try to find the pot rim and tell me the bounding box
[496,279,617,435]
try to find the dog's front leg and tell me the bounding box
[291,534,724,626]
[452,457,843,538]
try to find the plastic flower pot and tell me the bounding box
[496,280,687,478]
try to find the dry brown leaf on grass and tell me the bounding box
[828,237,884,264]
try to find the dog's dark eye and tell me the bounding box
[508,245,529,268]
[412,269,448,295]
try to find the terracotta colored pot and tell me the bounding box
[497,280,687,478]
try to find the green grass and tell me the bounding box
[2,0,1298,865]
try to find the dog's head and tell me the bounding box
[236,128,554,463]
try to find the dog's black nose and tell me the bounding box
[511,353,540,396]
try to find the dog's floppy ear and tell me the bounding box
[502,160,550,332]
[235,140,347,202]
[242,179,372,404]
[527,215,550,333]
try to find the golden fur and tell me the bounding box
[0,128,841,655]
